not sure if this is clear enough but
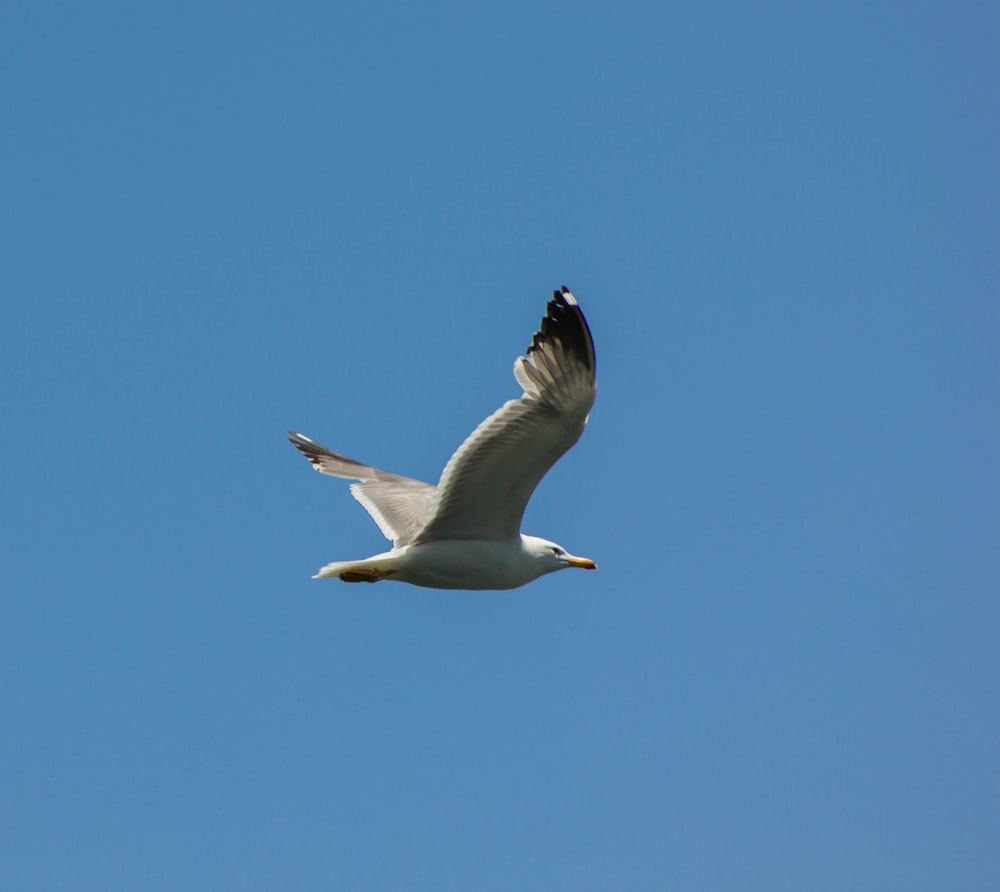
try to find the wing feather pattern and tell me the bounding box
[288,432,435,547]
[411,287,596,544]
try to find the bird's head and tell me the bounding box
[522,535,597,576]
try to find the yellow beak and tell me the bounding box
[567,556,598,570]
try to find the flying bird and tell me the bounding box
[289,287,597,590]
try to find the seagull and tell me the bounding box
[289,287,597,590]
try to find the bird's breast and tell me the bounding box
[394,539,540,590]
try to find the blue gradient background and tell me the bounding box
[3,3,997,889]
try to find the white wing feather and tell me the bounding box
[287,432,435,547]
[411,288,596,544]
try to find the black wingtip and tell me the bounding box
[552,286,574,305]
[528,286,596,373]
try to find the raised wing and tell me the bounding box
[288,431,436,547]
[411,287,596,544]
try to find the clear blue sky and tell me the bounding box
[3,3,997,889]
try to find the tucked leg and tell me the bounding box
[339,568,383,583]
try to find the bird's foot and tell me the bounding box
[338,568,384,583]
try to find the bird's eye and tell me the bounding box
[551,547,564,557]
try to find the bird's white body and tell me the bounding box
[314,535,596,590]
